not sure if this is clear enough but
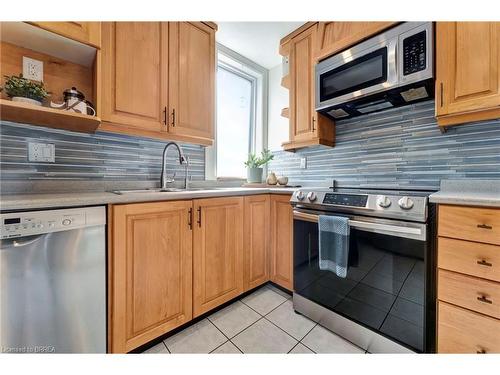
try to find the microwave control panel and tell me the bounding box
[403,30,427,75]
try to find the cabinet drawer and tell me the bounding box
[438,301,500,353]
[438,269,500,319]
[438,237,500,282]
[438,205,500,245]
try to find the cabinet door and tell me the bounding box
[316,22,396,61]
[168,22,215,142]
[29,22,101,48]
[436,22,500,121]
[193,197,244,317]
[243,195,270,291]
[289,25,317,142]
[110,201,193,353]
[270,194,293,291]
[101,22,167,133]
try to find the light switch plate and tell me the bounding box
[28,142,55,162]
[300,157,307,169]
[23,57,44,82]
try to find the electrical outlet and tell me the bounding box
[300,157,307,169]
[23,57,43,82]
[28,142,55,162]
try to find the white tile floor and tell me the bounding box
[142,284,367,354]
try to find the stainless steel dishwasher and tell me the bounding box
[0,206,106,353]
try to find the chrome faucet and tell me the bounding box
[160,142,189,190]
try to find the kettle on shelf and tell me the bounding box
[50,87,96,116]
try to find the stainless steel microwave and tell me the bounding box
[315,22,433,120]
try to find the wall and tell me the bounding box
[0,121,205,190]
[267,64,289,151]
[268,100,500,190]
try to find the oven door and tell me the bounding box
[293,209,433,353]
[315,37,398,111]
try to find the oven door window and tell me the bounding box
[319,47,388,102]
[294,217,427,352]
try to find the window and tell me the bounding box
[216,64,254,178]
[206,44,268,180]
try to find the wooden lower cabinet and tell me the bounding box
[438,301,500,353]
[270,194,294,291]
[243,195,271,291]
[192,197,244,317]
[109,201,193,353]
[437,203,500,353]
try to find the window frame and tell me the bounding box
[205,43,269,181]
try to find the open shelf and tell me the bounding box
[0,99,101,133]
[281,75,290,89]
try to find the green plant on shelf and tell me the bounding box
[244,149,274,168]
[2,74,50,103]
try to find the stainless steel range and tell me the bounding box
[291,186,436,353]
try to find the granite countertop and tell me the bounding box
[429,179,500,207]
[0,187,297,211]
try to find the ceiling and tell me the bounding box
[216,22,304,69]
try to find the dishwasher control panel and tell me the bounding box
[0,207,105,239]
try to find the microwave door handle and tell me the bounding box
[387,39,398,85]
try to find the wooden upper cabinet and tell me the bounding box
[436,22,500,126]
[29,22,101,48]
[109,201,193,353]
[316,22,397,61]
[101,22,167,133]
[284,24,335,151]
[168,22,215,142]
[289,25,316,143]
[192,197,244,317]
[270,194,293,291]
[243,195,271,291]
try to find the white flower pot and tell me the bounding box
[11,97,42,106]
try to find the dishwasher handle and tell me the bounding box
[0,234,45,249]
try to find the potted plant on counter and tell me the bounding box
[244,149,274,183]
[2,74,49,106]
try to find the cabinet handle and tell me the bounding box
[188,208,193,230]
[171,108,176,127]
[477,295,493,304]
[477,223,493,230]
[477,347,487,354]
[477,259,493,267]
[163,106,167,126]
[440,82,444,108]
[312,116,316,131]
[197,207,201,227]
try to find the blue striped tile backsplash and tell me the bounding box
[1,99,499,192]
[0,121,205,182]
[268,100,500,190]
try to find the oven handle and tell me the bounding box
[293,210,425,239]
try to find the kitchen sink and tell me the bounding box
[109,187,231,195]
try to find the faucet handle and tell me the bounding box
[165,172,176,183]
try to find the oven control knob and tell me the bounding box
[377,196,391,208]
[295,191,305,201]
[398,196,414,210]
[62,218,72,226]
[307,192,317,202]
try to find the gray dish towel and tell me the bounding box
[318,215,350,278]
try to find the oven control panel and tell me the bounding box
[323,193,368,207]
